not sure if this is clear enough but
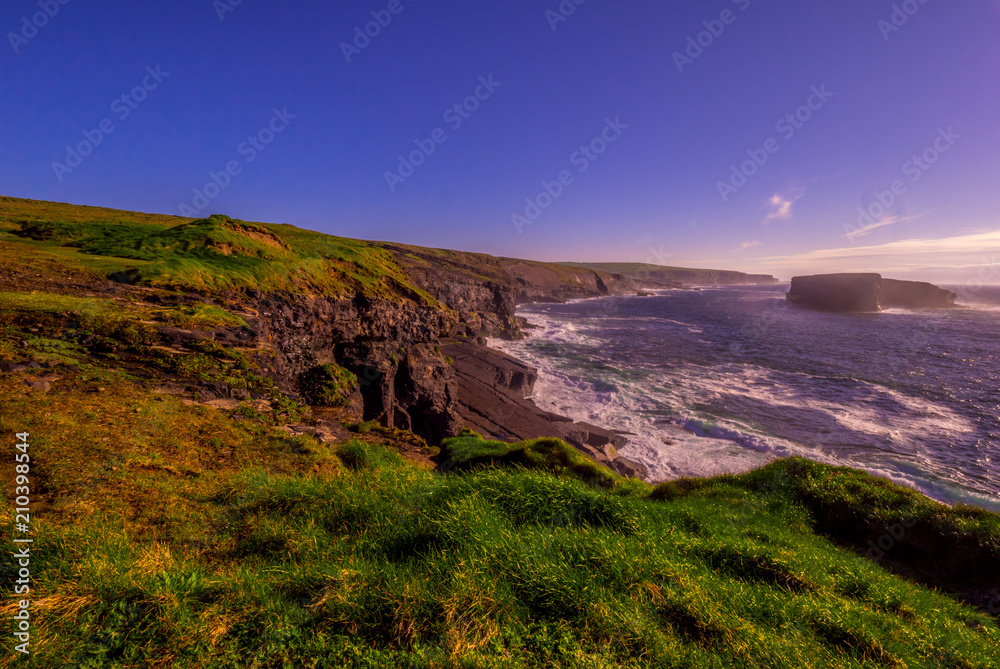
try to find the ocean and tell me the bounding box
[491,284,1000,511]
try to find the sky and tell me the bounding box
[2,0,999,282]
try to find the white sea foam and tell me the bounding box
[490,294,1000,510]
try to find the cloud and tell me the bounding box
[737,228,1000,281]
[844,213,920,240]
[739,241,762,250]
[765,194,797,221]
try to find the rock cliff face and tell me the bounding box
[787,274,957,312]
[200,290,464,444]
[379,243,523,338]
[562,263,779,288]
[200,248,657,476]
[787,274,883,312]
[880,279,957,309]
[501,261,640,304]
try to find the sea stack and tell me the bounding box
[787,273,957,312]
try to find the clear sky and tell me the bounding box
[2,0,999,281]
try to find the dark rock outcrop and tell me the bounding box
[880,278,957,309]
[787,274,956,312]
[502,261,637,304]
[438,336,646,477]
[439,337,564,443]
[610,457,650,480]
[787,273,883,312]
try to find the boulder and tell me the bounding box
[610,457,649,480]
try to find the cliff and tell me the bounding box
[563,262,779,287]
[787,273,957,312]
[0,196,645,473]
[499,259,647,304]
[881,278,958,309]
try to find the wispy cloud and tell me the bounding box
[844,213,920,240]
[765,194,799,221]
[738,228,1000,280]
[739,240,762,250]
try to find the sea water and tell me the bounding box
[491,284,1000,511]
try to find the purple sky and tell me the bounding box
[2,0,999,281]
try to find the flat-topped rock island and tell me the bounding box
[787,273,957,312]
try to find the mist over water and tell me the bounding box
[491,285,1000,511]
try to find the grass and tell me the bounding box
[3,420,998,667]
[559,262,750,283]
[0,292,117,315]
[439,431,628,492]
[0,197,441,303]
[299,363,358,407]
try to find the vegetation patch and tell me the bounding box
[439,431,621,490]
[3,202,442,303]
[299,363,358,407]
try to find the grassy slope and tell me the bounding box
[0,197,436,303]
[1,196,765,305]
[0,196,616,304]
[560,262,752,284]
[1,375,999,667]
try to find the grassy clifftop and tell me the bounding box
[0,196,633,308]
[1,197,773,315]
[0,197,436,302]
[562,262,776,286]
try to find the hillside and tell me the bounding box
[0,195,997,667]
[561,262,779,287]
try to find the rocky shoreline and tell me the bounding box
[0,199,781,482]
[439,335,650,479]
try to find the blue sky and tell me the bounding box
[2,0,999,281]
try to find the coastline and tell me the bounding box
[489,289,1000,513]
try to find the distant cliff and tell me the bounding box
[881,278,958,309]
[787,273,957,312]
[562,263,779,290]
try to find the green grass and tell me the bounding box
[0,291,117,314]
[440,431,626,491]
[560,262,749,283]
[299,363,359,407]
[0,197,441,303]
[153,303,249,329]
[5,409,999,667]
